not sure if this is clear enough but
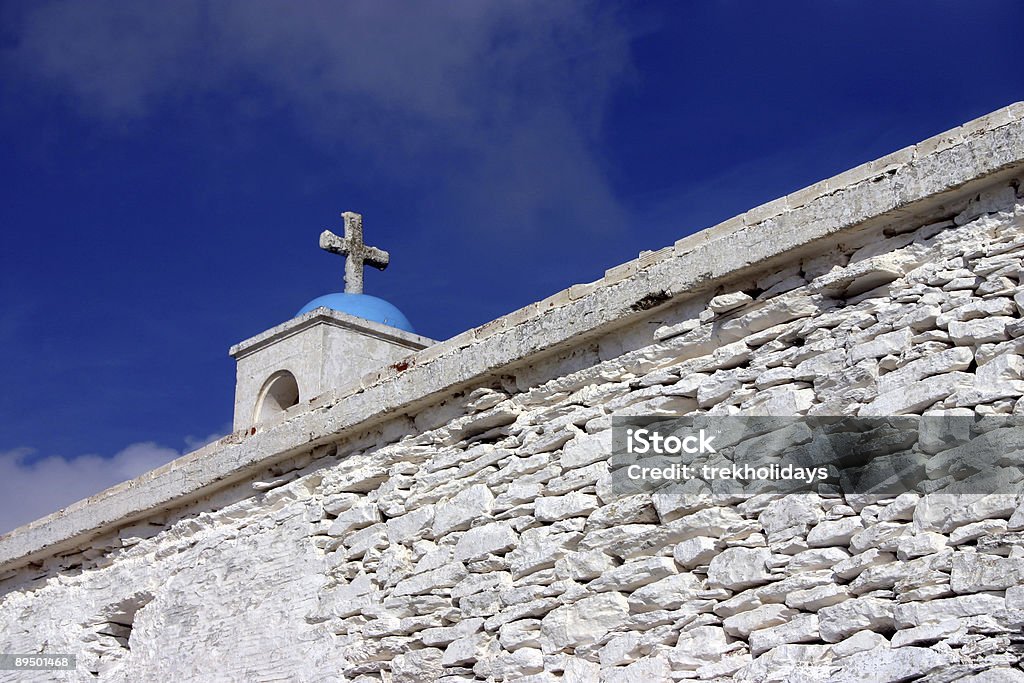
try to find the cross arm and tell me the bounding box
[364,246,390,270]
[319,229,348,254]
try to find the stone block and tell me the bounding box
[707,547,773,590]
[432,484,494,537]
[539,592,630,653]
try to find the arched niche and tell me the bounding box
[253,370,300,425]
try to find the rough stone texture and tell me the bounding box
[707,547,773,590]
[539,592,630,653]
[3,104,1024,681]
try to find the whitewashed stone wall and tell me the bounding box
[4,186,1024,680]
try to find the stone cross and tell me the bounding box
[319,211,390,295]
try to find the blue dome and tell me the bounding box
[296,293,415,333]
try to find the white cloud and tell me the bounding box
[0,443,179,535]
[4,1,637,235]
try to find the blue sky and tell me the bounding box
[1,1,1022,531]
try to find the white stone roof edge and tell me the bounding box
[2,102,1023,573]
[229,306,435,359]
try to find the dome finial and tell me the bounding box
[318,211,390,294]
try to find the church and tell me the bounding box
[1,103,1024,681]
